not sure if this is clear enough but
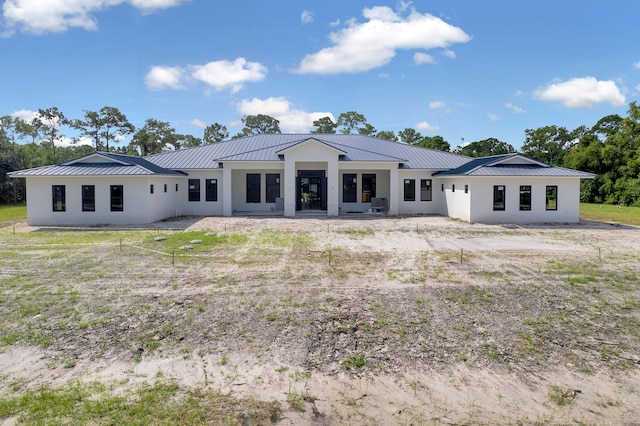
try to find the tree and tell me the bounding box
[37,107,68,163]
[337,111,367,134]
[234,114,280,138]
[522,125,577,166]
[0,116,21,202]
[398,128,423,145]
[130,119,175,156]
[16,117,43,145]
[413,135,450,152]
[180,134,203,148]
[310,116,338,134]
[376,130,398,141]
[203,123,228,144]
[455,138,516,157]
[358,123,377,136]
[72,106,135,152]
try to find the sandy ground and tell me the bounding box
[1,215,640,425]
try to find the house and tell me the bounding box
[8,134,593,226]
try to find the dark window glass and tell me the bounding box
[266,173,280,203]
[493,185,505,211]
[52,185,66,212]
[362,174,376,202]
[464,185,469,194]
[420,179,432,201]
[110,185,124,212]
[343,174,357,202]
[546,186,558,210]
[452,184,456,193]
[150,184,154,194]
[520,186,532,211]
[188,179,200,202]
[404,179,416,201]
[164,184,167,193]
[176,183,179,192]
[246,174,261,203]
[82,185,95,212]
[206,178,218,202]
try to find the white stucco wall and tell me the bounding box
[438,178,472,222]
[25,175,185,226]
[338,168,391,213]
[230,167,284,213]
[177,170,224,216]
[468,177,581,224]
[395,171,441,215]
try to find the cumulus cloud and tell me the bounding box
[634,61,640,69]
[428,101,449,112]
[189,58,267,93]
[293,6,470,74]
[236,97,335,133]
[534,76,626,109]
[441,49,456,59]
[1,0,186,36]
[505,102,525,113]
[415,121,438,132]
[144,58,267,93]
[11,108,38,122]
[487,113,501,122]
[190,119,206,128]
[413,52,435,65]
[301,10,314,24]
[145,66,186,91]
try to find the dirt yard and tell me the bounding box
[1,215,639,425]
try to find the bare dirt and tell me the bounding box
[1,215,640,425]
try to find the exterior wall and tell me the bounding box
[178,170,224,216]
[468,177,581,224]
[231,168,284,213]
[438,178,472,222]
[396,171,442,215]
[25,176,184,226]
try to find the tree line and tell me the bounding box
[1,103,639,206]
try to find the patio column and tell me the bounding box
[327,159,339,216]
[284,159,296,217]
[388,165,399,215]
[222,166,232,216]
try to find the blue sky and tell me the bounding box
[2,0,638,150]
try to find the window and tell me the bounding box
[164,184,167,193]
[110,185,123,212]
[452,184,456,193]
[519,186,532,211]
[246,173,261,203]
[188,179,200,202]
[420,179,432,201]
[441,183,444,192]
[206,178,218,202]
[464,185,469,194]
[266,173,280,203]
[82,185,95,212]
[404,179,416,201]
[546,186,558,210]
[343,174,357,203]
[362,174,376,202]
[52,185,66,212]
[493,185,505,211]
[175,183,179,192]
[150,184,154,194]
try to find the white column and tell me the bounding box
[284,159,296,217]
[388,165,399,215]
[327,159,339,216]
[222,166,232,216]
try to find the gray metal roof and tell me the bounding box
[145,134,470,170]
[434,154,594,178]
[8,153,185,177]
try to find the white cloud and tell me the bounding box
[236,97,335,133]
[329,18,340,27]
[189,58,267,93]
[294,6,470,74]
[636,83,640,92]
[190,119,206,128]
[1,0,186,36]
[633,61,640,69]
[397,1,412,13]
[378,73,390,79]
[505,102,525,114]
[441,49,456,59]
[533,76,626,109]
[413,52,435,65]
[415,121,439,132]
[144,65,186,91]
[145,58,267,93]
[301,10,314,24]
[488,113,501,122]
[428,101,448,111]
[10,108,38,122]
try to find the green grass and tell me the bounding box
[0,205,26,226]
[581,203,640,226]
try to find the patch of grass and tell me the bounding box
[285,384,316,412]
[581,203,640,226]
[0,379,281,425]
[0,205,26,226]
[342,354,367,370]
[548,385,580,406]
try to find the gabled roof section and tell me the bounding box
[8,152,186,177]
[276,137,348,155]
[434,153,594,178]
[145,134,469,169]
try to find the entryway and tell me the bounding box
[296,170,327,211]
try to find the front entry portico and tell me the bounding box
[296,170,327,211]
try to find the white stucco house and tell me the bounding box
[9,134,593,226]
